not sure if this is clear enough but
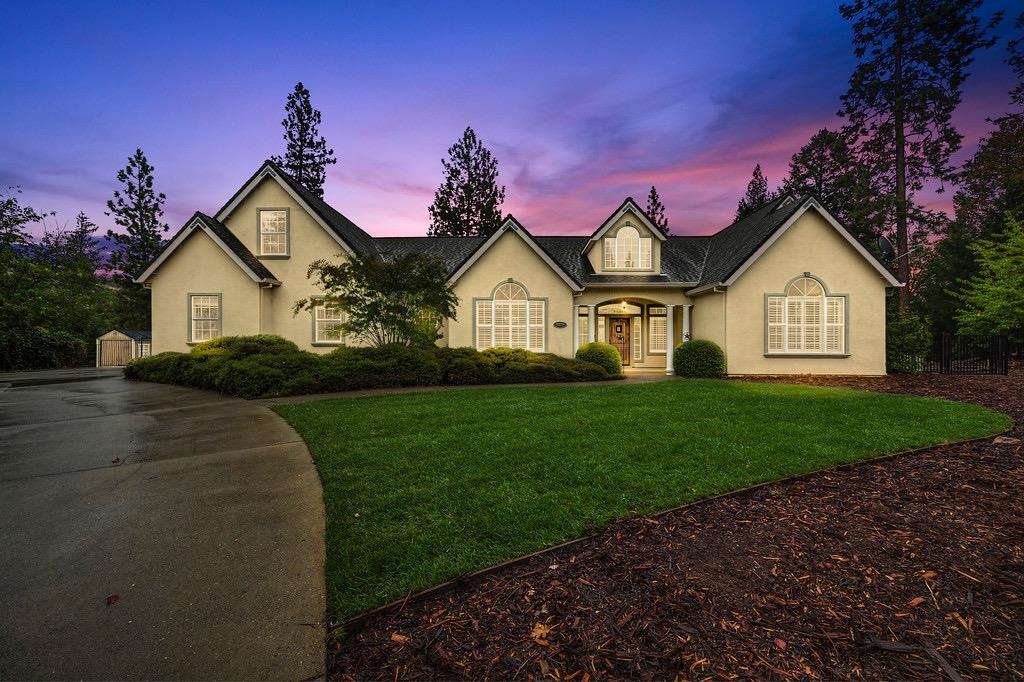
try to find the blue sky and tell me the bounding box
[0,0,1017,237]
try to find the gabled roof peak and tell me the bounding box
[583,197,667,253]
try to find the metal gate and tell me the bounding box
[920,333,1010,375]
[98,339,133,366]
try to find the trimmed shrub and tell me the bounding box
[674,339,726,377]
[125,335,618,398]
[575,342,623,376]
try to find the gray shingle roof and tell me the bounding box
[695,194,805,286]
[194,212,279,282]
[116,329,151,341]
[266,161,379,255]
[374,236,485,272]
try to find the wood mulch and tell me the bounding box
[329,365,1024,680]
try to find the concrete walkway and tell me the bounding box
[0,373,325,680]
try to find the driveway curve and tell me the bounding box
[0,372,325,680]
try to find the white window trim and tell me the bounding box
[632,315,642,361]
[312,300,345,345]
[188,293,221,344]
[603,225,653,270]
[474,282,546,352]
[648,314,668,354]
[258,208,289,257]
[765,276,848,356]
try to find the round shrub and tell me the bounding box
[190,335,299,359]
[575,342,622,376]
[674,339,725,377]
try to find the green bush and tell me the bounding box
[885,303,932,374]
[674,339,726,377]
[125,336,617,398]
[575,342,623,376]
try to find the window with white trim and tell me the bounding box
[259,209,288,256]
[648,314,667,353]
[577,310,589,347]
[475,282,545,352]
[190,294,220,342]
[314,302,345,344]
[139,343,151,358]
[766,277,846,354]
[603,225,652,269]
[632,316,642,361]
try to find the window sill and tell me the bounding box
[764,353,850,358]
[257,255,290,260]
[312,342,345,347]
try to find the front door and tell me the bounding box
[609,317,630,366]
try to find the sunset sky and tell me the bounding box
[1,0,1018,238]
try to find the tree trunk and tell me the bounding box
[894,0,910,309]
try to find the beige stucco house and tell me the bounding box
[136,160,902,375]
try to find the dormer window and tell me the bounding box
[259,208,289,257]
[604,225,652,269]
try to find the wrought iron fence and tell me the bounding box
[891,333,1010,375]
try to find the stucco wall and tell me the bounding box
[691,291,726,350]
[585,209,662,275]
[148,230,260,354]
[723,209,888,375]
[220,177,351,352]
[449,230,575,355]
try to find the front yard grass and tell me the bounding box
[273,379,1010,618]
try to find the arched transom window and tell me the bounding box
[766,276,846,354]
[476,282,545,352]
[604,225,652,269]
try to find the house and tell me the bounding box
[96,329,152,367]
[136,160,901,375]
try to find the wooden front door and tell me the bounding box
[609,317,630,366]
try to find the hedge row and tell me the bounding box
[124,336,620,399]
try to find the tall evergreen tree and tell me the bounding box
[428,127,506,237]
[105,148,169,328]
[783,128,884,244]
[106,148,168,279]
[839,0,1001,307]
[270,82,336,198]
[645,186,670,235]
[735,164,776,220]
[954,214,1024,334]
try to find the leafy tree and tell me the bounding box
[37,212,104,269]
[735,163,776,220]
[296,252,458,347]
[783,128,884,244]
[270,82,336,199]
[105,148,169,328]
[955,214,1024,334]
[885,297,932,373]
[645,185,670,235]
[915,219,975,331]
[1,187,43,249]
[839,0,1001,307]
[428,127,506,237]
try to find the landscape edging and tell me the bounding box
[333,426,1012,636]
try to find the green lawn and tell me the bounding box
[273,379,1010,618]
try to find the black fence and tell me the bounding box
[895,333,1010,375]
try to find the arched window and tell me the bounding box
[475,282,545,352]
[604,225,652,269]
[766,276,846,354]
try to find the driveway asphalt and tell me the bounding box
[0,371,325,680]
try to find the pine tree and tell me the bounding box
[735,164,776,220]
[106,148,168,280]
[428,127,506,237]
[839,0,1001,307]
[270,82,336,198]
[783,128,884,244]
[645,186,670,235]
[38,212,103,269]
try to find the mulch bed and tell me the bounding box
[329,365,1024,680]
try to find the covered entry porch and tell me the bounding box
[572,296,693,374]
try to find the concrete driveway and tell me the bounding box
[0,371,325,680]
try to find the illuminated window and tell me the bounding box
[475,282,545,352]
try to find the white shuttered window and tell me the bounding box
[476,282,545,351]
[633,316,642,361]
[766,277,845,354]
[648,315,667,353]
[603,226,652,269]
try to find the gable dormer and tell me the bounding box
[583,198,666,275]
